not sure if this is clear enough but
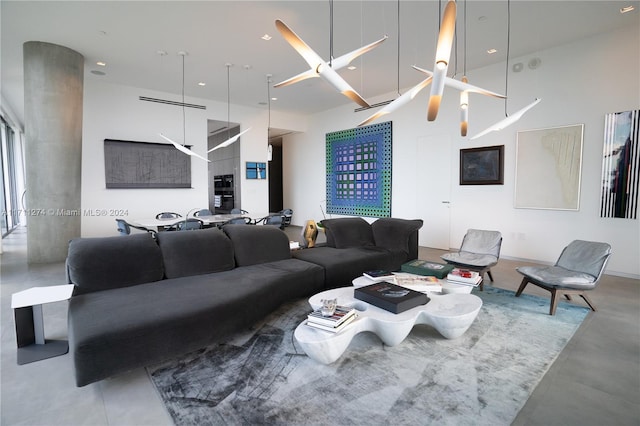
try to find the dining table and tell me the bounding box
[129,214,247,231]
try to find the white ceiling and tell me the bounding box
[2,1,638,127]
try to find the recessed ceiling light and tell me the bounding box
[478,16,488,22]
[198,82,206,86]
[261,34,272,41]
[90,70,106,76]
[96,61,106,67]
[487,48,498,54]
[271,97,278,101]
[347,66,357,71]
[620,5,635,13]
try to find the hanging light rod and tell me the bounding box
[273,19,387,108]
[208,63,251,152]
[159,51,210,162]
[470,0,540,140]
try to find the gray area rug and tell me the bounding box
[147,286,589,425]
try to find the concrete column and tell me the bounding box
[23,42,83,263]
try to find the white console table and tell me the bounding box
[11,285,74,365]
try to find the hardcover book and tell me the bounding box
[363,269,395,281]
[354,282,429,314]
[306,313,356,333]
[307,305,356,327]
[400,260,454,279]
[446,269,482,286]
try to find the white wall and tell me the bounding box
[82,79,309,236]
[82,81,270,236]
[284,25,640,278]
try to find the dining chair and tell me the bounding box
[256,214,285,230]
[115,219,156,236]
[279,209,293,227]
[155,212,182,219]
[155,212,182,231]
[441,229,502,291]
[516,240,612,315]
[230,208,249,215]
[193,209,213,217]
[176,218,204,231]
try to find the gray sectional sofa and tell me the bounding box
[66,217,422,386]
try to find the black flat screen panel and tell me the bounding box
[104,139,191,188]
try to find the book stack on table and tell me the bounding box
[446,269,482,287]
[306,305,357,333]
[400,260,454,279]
[354,282,429,314]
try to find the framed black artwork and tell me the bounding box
[460,145,504,185]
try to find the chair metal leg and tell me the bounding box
[515,277,529,297]
[486,269,494,282]
[549,288,560,315]
[579,293,598,312]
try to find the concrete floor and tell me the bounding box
[1,226,638,425]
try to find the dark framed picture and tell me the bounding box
[460,145,504,185]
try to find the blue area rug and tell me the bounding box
[147,286,589,425]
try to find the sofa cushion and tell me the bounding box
[293,246,393,288]
[223,224,291,266]
[67,233,164,295]
[156,228,235,279]
[372,218,423,260]
[321,218,375,248]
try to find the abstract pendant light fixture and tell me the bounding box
[359,0,504,128]
[427,0,457,121]
[159,51,210,163]
[470,0,541,140]
[274,0,387,108]
[208,63,251,153]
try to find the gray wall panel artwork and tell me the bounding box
[104,139,191,188]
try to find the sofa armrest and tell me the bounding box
[371,218,423,260]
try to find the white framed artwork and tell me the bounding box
[515,124,584,210]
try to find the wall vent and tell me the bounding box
[139,96,206,110]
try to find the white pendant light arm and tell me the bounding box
[159,133,211,162]
[331,35,389,69]
[275,19,372,108]
[275,20,324,70]
[208,128,251,153]
[358,76,432,127]
[469,98,541,140]
[427,0,457,121]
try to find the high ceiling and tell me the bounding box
[2,1,638,127]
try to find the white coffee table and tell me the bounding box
[294,286,482,364]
